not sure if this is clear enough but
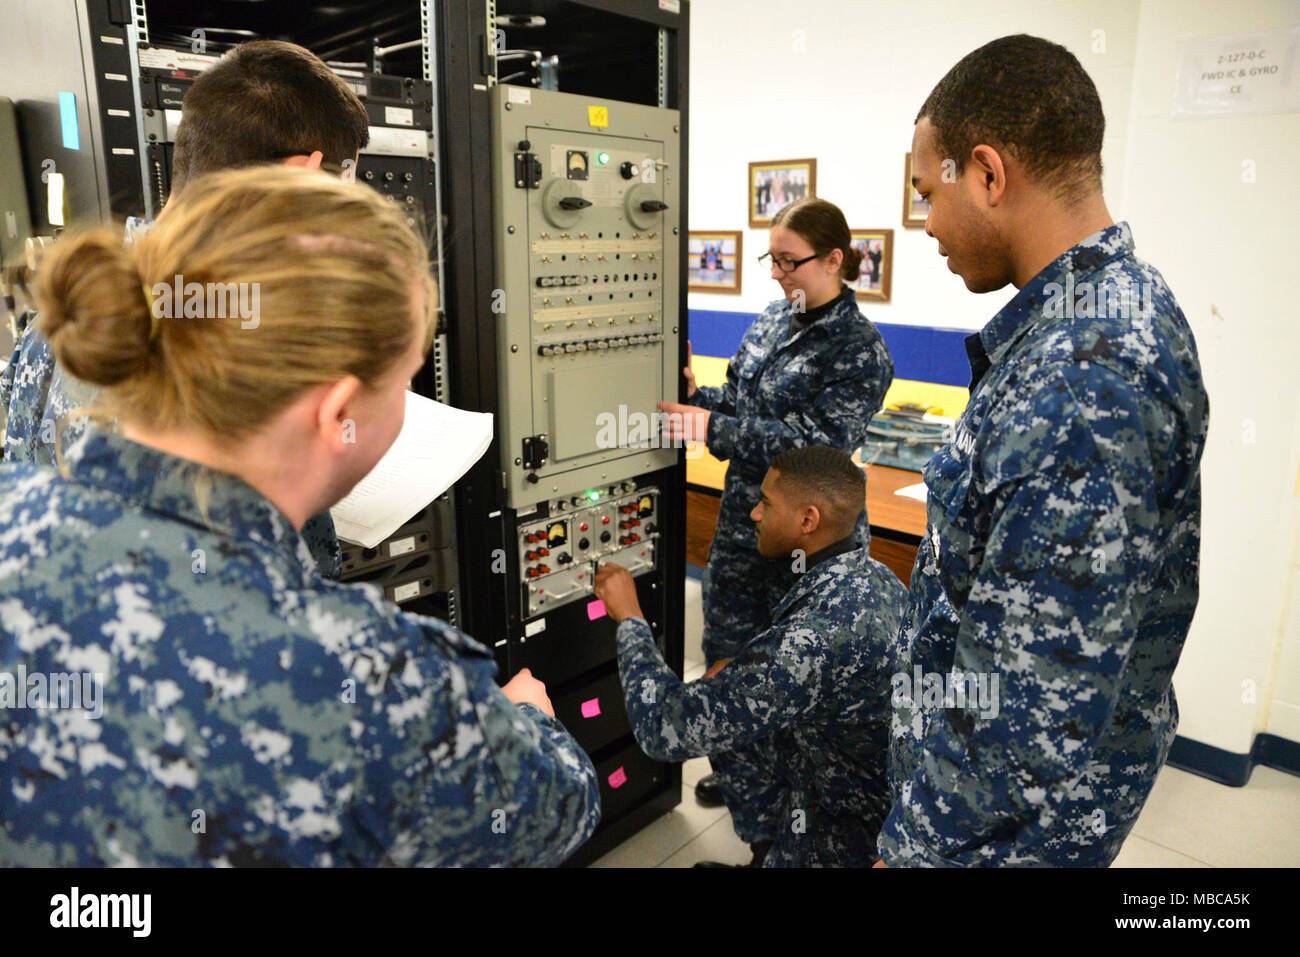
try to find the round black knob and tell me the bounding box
[619,161,636,179]
[578,538,589,549]
[518,140,531,150]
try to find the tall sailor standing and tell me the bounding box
[659,198,894,806]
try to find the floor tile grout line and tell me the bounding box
[659,815,739,868]
[1124,833,1218,868]
[594,808,712,869]
[624,788,726,868]
[651,809,726,868]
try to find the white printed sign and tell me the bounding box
[384,106,414,127]
[1172,26,1300,117]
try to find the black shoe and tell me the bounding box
[695,773,724,807]
[693,840,773,869]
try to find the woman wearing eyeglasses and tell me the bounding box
[659,197,894,832]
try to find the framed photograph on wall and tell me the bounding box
[848,228,893,302]
[688,230,743,294]
[902,152,930,227]
[748,158,817,227]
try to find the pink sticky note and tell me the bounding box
[587,599,607,621]
[608,766,627,789]
[580,697,602,719]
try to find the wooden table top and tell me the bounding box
[685,446,928,541]
[858,462,928,540]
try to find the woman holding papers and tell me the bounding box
[0,167,600,868]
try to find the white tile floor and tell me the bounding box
[591,577,1300,868]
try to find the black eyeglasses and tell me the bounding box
[758,251,822,274]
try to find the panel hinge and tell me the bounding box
[514,140,541,189]
[521,435,549,479]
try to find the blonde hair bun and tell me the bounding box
[32,166,436,440]
[37,230,154,387]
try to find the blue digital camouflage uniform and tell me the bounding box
[615,541,907,866]
[0,321,343,578]
[879,222,1209,867]
[0,427,600,867]
[691,284,894,664]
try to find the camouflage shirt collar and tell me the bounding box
[784,284,861,340]
[969,221,1135,385]
[802,532,860,572]
[65,425,313,575]
[776,542,869,618]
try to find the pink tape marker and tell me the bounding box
[580,697,602,719]
[587,599,607,621]
[608,766,627,789]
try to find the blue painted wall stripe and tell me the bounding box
[687,308,753,361]
[688,307,973,388]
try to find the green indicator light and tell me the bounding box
[597,152,610,165]
[588,490,600,501]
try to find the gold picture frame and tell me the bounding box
[748,158,817,228]
[848,229,893,302]
[902,152,930,228]
[688,230,743,294]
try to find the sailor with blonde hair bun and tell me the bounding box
[0,166,600,867]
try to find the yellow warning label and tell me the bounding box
[587,105,609,128]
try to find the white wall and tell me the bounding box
[1117,0,1300,754]
[686,0,1140,328]
[687,0,1300,758]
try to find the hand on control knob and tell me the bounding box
[594,562,644,623]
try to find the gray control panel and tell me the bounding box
[492,86,682,509]
[517,482,659,618]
